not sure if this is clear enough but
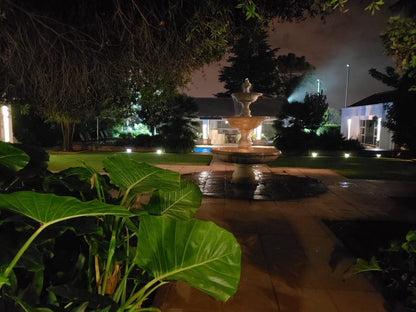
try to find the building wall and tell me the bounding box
[0,105,14,143]
[194,118,276,145]
[341,103,395,150]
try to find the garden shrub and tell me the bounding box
[0,142,241,311]
[13,108,61,147]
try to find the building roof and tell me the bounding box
[349,90,397,107]
[194,97,284,119]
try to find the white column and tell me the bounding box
[255,124,262,140]
[202,119,209,140]
[376,117,382,142]
[347,118,351,140]
[2,105,12,143]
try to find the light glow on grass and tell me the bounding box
[156,149,163,155]
[126,148,132,153]
[311,152,318,158]
[344,153,350,158]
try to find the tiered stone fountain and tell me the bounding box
[211,79,281,184]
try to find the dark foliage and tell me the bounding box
[325,220,416,312]
[369,67,416,151]
[158,95,198,153]
[273,92,329,154]
[277,53,315,97]
[12,107,61,147]
[218,24,280,96]
[114,134,162,148]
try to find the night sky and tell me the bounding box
[183,3,395,110]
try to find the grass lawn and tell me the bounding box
[48,151,213,172]
[268,155,416,181]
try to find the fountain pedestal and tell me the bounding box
[211,146,281,184]
[233,164,256,184]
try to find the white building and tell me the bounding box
[0,104,14,143]
[341,91,396,150]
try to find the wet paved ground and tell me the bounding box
[154,159,416,312]
[182,171,327,201]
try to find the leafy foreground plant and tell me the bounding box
[349,230,416,311]
[0,142,241,311]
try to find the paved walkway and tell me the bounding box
[153,159,416,312]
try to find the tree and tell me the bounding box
[218,24,280,96]
[277,53,315,97]
[158,94,199,153]
[0,1,326,150]
[369,67,416,151]
[273,92,328,153]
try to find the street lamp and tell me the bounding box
[317,79,320,93]
[344,64,350,108]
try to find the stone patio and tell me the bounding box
[154,158,416,311]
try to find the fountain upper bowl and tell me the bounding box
[232,92,262,104]
[224,116,269,131]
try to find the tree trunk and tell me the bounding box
[60,120,76,151]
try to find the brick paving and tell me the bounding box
[154,158,416,312]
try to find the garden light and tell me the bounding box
[126,148,132,153]
[312,152,318,158]
[344,153,350,158]
[156,149,163,155]
[376,154,381,158]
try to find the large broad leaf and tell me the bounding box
[144,180,202,220]
[135,215,241,302]
[0,141,30,171]
[0,191,132,226]
[103,155,180,196]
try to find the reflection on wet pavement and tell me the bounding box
[181,170,327,201]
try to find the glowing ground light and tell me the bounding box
[344,153,350,158]
[312,152,318,158]
[156,149,162,155]
[126,148,132,153]
[338,181,353,188]
[376,154,382,158]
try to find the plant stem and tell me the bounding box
[2,224,45,280]
[100,230,117,295]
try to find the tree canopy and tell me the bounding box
[369,67,416,151]
[0,0,328,150]
[273,92,328,153]
[218,24,280,96]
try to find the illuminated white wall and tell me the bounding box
[341,102,394,150]
[202,119,209,139]
[0,105,13,143]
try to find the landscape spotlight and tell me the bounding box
[344,153,350,158]
[376,154,381,158]
[312,152,318,158]
[126,148,132,153]
[156,149,162,155]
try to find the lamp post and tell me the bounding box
[344,64,350,108]
[317,78,320,93]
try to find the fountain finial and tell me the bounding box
[242,78,251,93]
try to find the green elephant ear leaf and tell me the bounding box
[0,191,132,226]
[135,215,241,302]
[0,141,30,171]
[0,192,133,283]
[103,155,180,202]
[144,180,202,220]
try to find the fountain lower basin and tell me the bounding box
[211,147,280,164]
[211,147,281,184]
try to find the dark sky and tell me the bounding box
[182,3,395,110]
